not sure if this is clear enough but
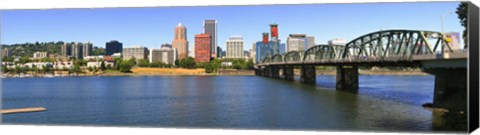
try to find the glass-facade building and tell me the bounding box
[255,40,284,63]
[106,40,123,56]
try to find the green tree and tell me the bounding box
[128,57,137,65]
[114,57,123,70]
[106,64,112,70]
[100,61,107,71]
[14,65,22,74]
[179,57,196,69]
[2,66,9,73]
[456,2,468,48]
[149,61,161,67]
[232,59,246,69]
[87,66,93,72]
[204,63,214,73]
[137,59,150,67]
[18,56,31,64]
[118,60,135,73]
[246,59,254,69]
[69,64,82,75]
[174,60,179,68]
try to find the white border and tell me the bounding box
[0,0,459,10]
[1,0,478,135]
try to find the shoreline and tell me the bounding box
[1,68,429,78]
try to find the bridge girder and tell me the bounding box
[304,44,345,61]
[341,30,453,59]
[271,54,284,63]
[256,29,456,66]
[284,51,304,63]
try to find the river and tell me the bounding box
[1,75,443,132]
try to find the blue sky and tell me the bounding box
[1,2,463,51]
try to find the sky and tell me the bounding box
[1,2,464,51]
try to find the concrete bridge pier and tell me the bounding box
[336,66,359,91]
[270,66,280,79]
[424,68,467,110]
[263,67,270,77]
[300,65,316,84]
[283,65,294,81]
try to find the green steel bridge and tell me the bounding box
[254,29,468,109]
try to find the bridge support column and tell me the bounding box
[263,66,271,77]
[255,68,260,76]
[425,68,467,110]
[300,65,316,84]
[271,66,280,79]
[283,65,294,81]
[336,66,359,91]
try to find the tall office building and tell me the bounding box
[172,23,189,60]
[203,20,217,58]
[194,33,211,63]
[287,34,307,52]
[226,36,244,58]
[161,43,172,48]
[250,42,256,61]
[71,43,83,59]
[106,40,123,56]
[82,42,93,58]
[217,46,223,58]
[123,46,149,60]
[279,43,286,54]
[306,36,316,50]
[61,43,72,56]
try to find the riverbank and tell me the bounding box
[1,68,429,78]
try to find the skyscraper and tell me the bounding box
[172,22,189,60]
[203,20,217,58]
[226,36,244,58]
[82,42,93,58]
[217,46,223,58]
[106,40,123,56]
[72,43,83,59]
[306,36,316,50]
[61,43,72,56]
[194,33,211,63]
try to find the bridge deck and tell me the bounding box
[256,51,467,67]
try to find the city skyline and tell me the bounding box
[1,2,464,51]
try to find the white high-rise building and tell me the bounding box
[82,42,93,58]
[123,46,149,60]
[328,38,348,45]
[287,34,306,52]
[250,42,256,61]
[150,46,177,65]
[306,36,316,50]
[226,36,244,58]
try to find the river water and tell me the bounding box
[1,75,443,132]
